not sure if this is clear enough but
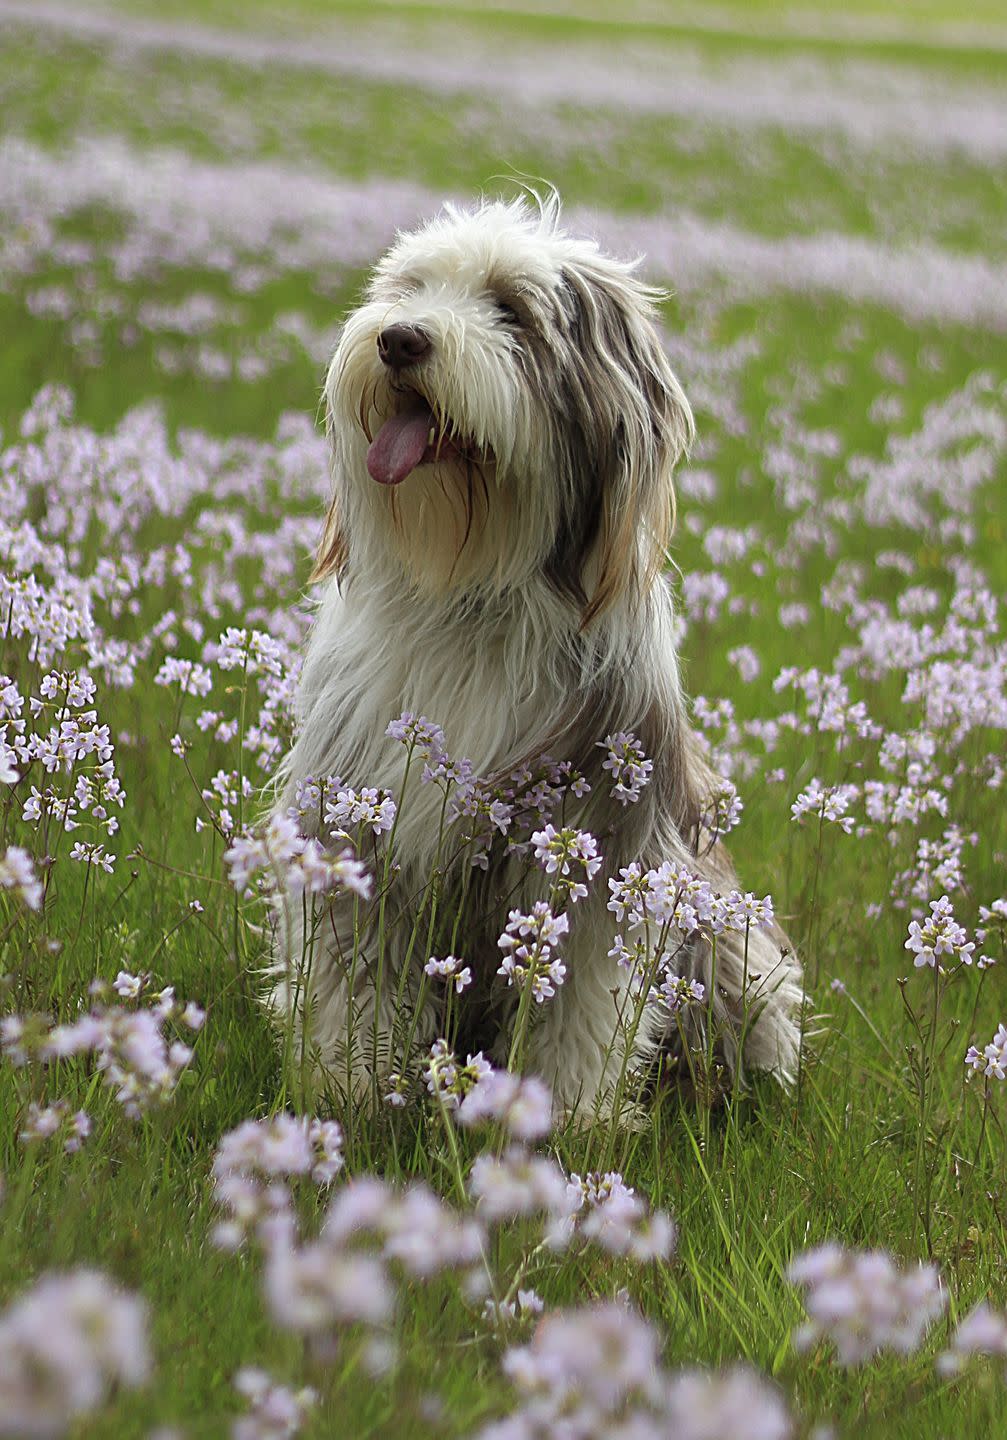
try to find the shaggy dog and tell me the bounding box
[276,194,802,1119]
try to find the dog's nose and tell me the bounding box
[377,324,432,371]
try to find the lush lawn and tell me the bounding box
[1,3,1005,1437]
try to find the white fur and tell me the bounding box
[275,195,803,1119]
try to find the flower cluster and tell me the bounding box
[976,896,1007,948]
[423,1039,492,1112]
[599,730,653,805]
[211,1113,344,1251]
[324,784,396,839]
[154,655,214,696]
[699,778,744,838]
[0,844,43,911]
[481,1288,544,1331]
[965,1022,1007,1081]
[217,1113,345,1185]
[469,1146,571,1226]
[904,895,975,970]
[233,1170,483,1343]
[478,1302,793,1440]
[385,712,446,759]
[3,665,127,874]
[224,812,371,906]
[424,954,473,994]
[564,1171,677,1261]
[608,862,775,938]
[467,1136,676,1265]
[497,903,569,1002]
[654,971,707,1016]
[232,1368,317,1440]
[447,753,591,871]
[19,1100,91,1152]
[788,1243,946,1366]
[938,1302,1007,1379]
[0,1270,150,1435]
[455,1066,554,1141]
[195,766,255,837]
[530,824,602,902]
[790,778,859,834]
[2,979,204,1118]
[214,627,287,678]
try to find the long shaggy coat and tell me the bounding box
[276,195,803,1118]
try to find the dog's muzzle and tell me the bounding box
[365,325,488,487]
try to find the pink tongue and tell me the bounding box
[367,406,434,485]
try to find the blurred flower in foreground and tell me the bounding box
[938,1302,1007,1379]
[232,1367,316,1440]
[0,1270,149,1438]
[477,1301,793,1440]
[788,1243,945,1365]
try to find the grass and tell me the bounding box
[1,2,1006,1436]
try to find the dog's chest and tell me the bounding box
[294,589,570,853]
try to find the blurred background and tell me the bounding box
[3,0,1005,441]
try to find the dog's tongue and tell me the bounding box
[367,404,433,485]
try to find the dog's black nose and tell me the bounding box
[377,324,432,371]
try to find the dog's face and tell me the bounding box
[318,196,693,618]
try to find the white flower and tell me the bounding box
[232,1368,316,1440]
[566,1172,677,1263]
[663,1365,793,1440]
[788,1243,946,1365]
[423,955,473,994]
[497,904,569,1002]
[0,846,43,910]
[905,895,975,969]
[530,825,602,901]
[456,1069,553,1141]
[599,731,653,805]
[791,779,858,834]
[0,1269,150,1435]
[965,1022,1007,1081]
[469,1147,570,1223]
[324,785,396,838]
[938,1301,1007,1376]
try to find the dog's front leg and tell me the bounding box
[272,902,436,1109]
[522,909,663,1127]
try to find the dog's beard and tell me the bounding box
[333,352,551,597]
[377,438,501,594]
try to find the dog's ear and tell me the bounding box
[553,262,693,628]
[310,497,349,584]
[310,408,351,584]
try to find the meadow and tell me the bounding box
[1,1,1006,1435]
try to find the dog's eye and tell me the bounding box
[495,300,521,327]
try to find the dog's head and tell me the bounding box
[316,194,693,622]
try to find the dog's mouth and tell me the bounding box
[366,391,486,486]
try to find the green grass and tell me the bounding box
[1,3,1006,1437]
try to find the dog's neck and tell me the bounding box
[337,559,665,682]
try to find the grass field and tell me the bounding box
[1,1,1006,1435]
